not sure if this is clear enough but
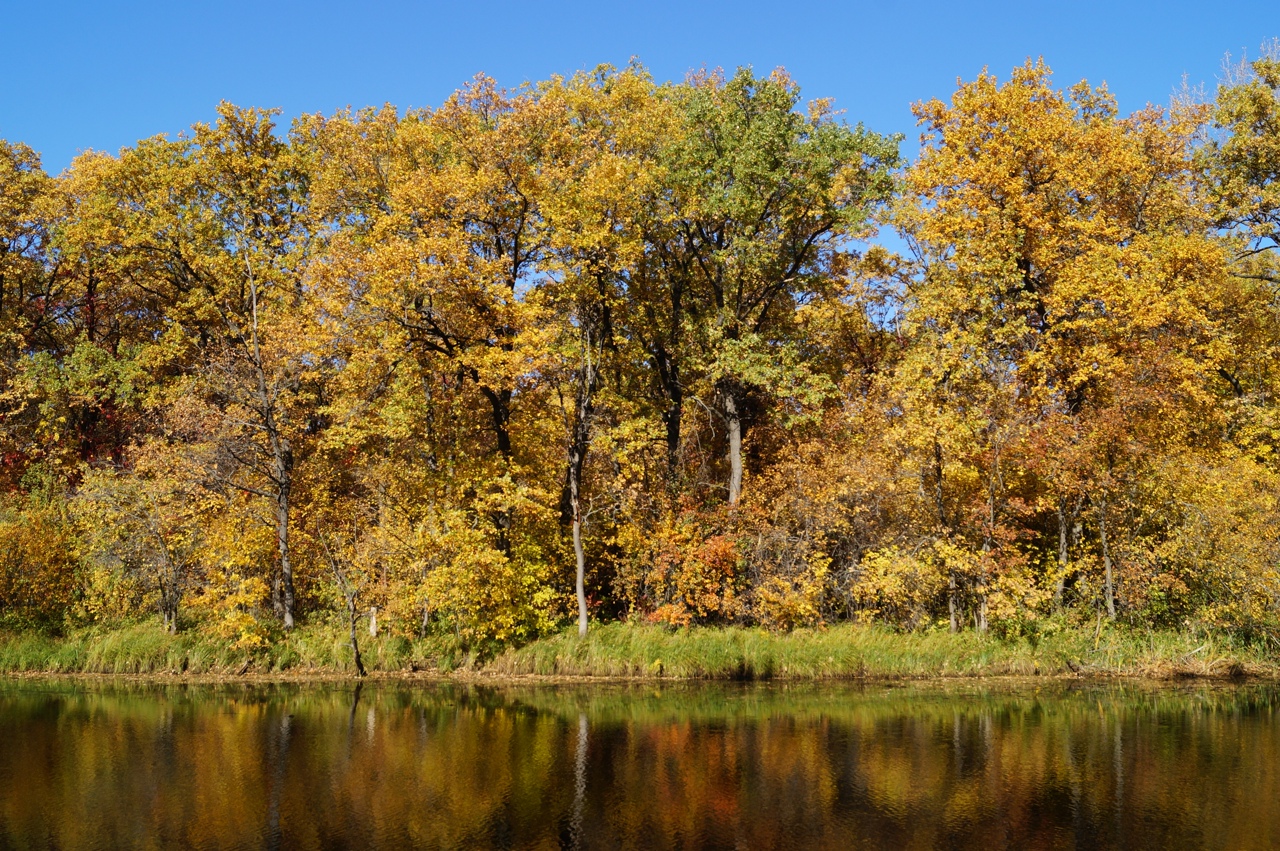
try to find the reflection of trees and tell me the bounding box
[0,683,1278,849]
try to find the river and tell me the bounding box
[0,678,1276,849]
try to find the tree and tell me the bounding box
[67,105,319,629]
[650,68,898,504]
[538,66,657,636]
[897,60,1230,625]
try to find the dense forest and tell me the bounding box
[2,47,1279,653]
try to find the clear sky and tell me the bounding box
[1,0,1276,174]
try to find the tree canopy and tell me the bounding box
[3,53,1280,648]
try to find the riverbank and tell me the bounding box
[2,619,1275,682]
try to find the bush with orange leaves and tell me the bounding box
[618,505,745,627]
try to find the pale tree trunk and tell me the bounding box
[1100,496,1116,620]
[567,393,590,639]
[975,560,988,634]
[948,572,959,634]
[723,386,743,505]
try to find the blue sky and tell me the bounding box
[1,0,1276,174]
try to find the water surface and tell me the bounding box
[1,678,1276,849]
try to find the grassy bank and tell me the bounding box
[489,621,1274,679]
[1,619,1275,680]
[0,620,478,677]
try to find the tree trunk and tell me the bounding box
[572,499,588,639]
[660,275,685,482]
[247,270,296,630]
[724,386,743,505]
[348,596,367,678]
[566,338,598,639]
[1100,496,1116,620]
[322,537,366,678]
[652,345,682,482]
[567,401,591,639]
[948,571,959,634]
[664,385,682,480]
[479,385,514,553]
[157,548,178,635]
[272,447,295,630]
[975,560,988,635]
[931,439,947,528]
[162,589,177,635]
[1054,498,1069,609]
[480,385,514,461]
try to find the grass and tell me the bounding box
[0,619,475,676]
[488,620,1275,680]
[1,617,1275,680]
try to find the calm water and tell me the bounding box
[1,679,1277,850]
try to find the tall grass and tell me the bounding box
[0,618,1273,679]
[0,619,476,676]
[489,621,1273,679]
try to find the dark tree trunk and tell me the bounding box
[270,437,296,630]
[1100,495,1116,620]
[321,536,366,678]
[1054,498,1070,609]
[566,336,599,639]
[652,345,683,482]
[479,385,515,554]
[480,385,514,461]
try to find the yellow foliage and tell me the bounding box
[0,499,79,630]
[73,565,147,625]
[187,571,272,651]
[415,514,558,645]
[852,546,949,628]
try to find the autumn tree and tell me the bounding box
[62,105,320,629]
[897,60,1233,627]
[536,68,660,636]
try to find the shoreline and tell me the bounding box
[1,670,1273,687]
[3,620,1276,685]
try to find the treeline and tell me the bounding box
[1,50,1278,649]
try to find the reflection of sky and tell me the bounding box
[4,1,1272,177]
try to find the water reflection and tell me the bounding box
[0,679,1276,849]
